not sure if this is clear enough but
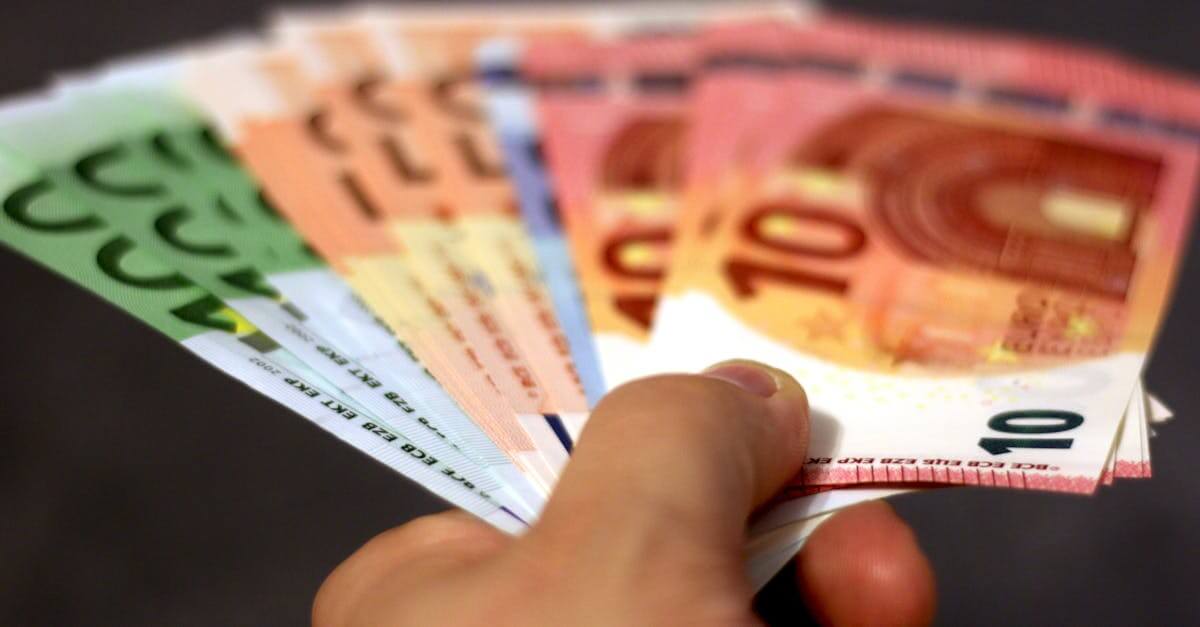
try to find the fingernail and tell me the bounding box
[702,359,782,398]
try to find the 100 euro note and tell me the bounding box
[0,138,525,533]
[0,78,544,521]
[69,58,551,515]
[650,37,1197,494]
[182,42,569,493]
[0,84,545,521]
[0,72,853,568]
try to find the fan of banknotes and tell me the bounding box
[1,1,1193,589]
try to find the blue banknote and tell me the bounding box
[478,40,607,405]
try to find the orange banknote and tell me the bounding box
[184,43,568,491]
[281,16,590,430]
[279,2,812,415]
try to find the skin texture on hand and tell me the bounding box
[313,361,936,627]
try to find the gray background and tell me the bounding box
[1,1,1197,624]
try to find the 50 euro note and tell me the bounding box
[650,43,1198,494]
[182,42,569,492]
[0,140,526,533]
[272,17,592,437]
[70,57,550,515]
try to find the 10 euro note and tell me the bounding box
[643,21,1170,537]
[701,16,1191,487]
[650,53,1197,494]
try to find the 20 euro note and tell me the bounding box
[650,44,1198,493]
[182,42,569,492]
[477,39,607,405]
[278,9,856,567]
[272,2,816,417]
[75,57,550,514]
[343,0,814,406]
[0,136,526,533]
[0,84,543,521]
[526,34,697,386]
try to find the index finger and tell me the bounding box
[759,501,936,627]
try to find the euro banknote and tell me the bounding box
[528,34,697,386]
[73,60,553,513]
[0,132,527,532]
[1,4,1194,597]
[183,42,570,492]
[275,17,592,441]
[649,21,1197,494]
[274,0,815,417]
[477,39,608,405]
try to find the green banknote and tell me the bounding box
[0,132,525,532]
[0,89,541,520]
[70,58,547,514]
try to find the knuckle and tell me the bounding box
[313,514,512,626]
[382,512,507,554]
[310,580,336,627]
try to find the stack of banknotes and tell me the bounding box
[1,1,1193,588]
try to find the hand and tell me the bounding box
[314,361,936,626]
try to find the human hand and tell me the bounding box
[314,361,936,626]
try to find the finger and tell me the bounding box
[795,501,936,627]
[530,360,809,563]
[313,510,510,626]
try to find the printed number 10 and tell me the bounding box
[978,410,1084,455]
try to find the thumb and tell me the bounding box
[526,360,808,574]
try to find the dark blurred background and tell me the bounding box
[1,1,1198,625]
